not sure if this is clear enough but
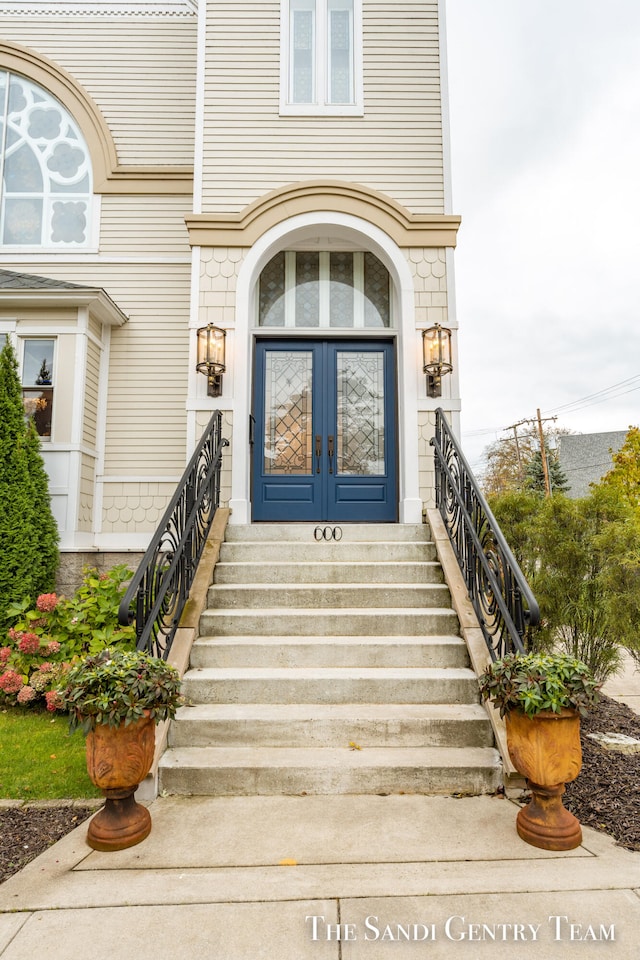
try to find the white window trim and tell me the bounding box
[280,0,364,117]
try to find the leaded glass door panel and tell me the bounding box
[253,339,397,521]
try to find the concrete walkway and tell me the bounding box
[1,793,639,959]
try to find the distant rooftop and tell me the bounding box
[558,431,628,498]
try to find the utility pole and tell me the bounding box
[536,408,552,497]
[504,418,528,481]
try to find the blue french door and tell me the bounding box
[252,339,397,522]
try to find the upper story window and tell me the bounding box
[0,71,93,249]
[281,0,363,116]
[259,250,390,328]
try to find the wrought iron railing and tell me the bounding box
[118,410,228,659]
[430,408,539,659]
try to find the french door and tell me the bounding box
[252,339,397,522]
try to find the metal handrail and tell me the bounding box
[430,408,539,658]
[118,410,228,659]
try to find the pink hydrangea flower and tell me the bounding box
[0,647,11,664]
[7,628,19,642]
[36,593,58,612]
[39,661,54,673]
[18,633,41,655]
[16,685,36,704]
[45,689,64,712]
[0,670,24,694]
[44,640,61,656]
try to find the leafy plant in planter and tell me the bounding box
[479,652,601,851]
[57,648,184,851]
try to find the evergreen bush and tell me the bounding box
[0,340,58,627]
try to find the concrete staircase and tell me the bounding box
[159,523,501,796]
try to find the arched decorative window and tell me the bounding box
[0,71,92,248]
[259,250,391,328]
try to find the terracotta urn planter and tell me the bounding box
[506,707,582,850]
[85,714,156,851]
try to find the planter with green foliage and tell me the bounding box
[57,648,184,851]
[479,652,600,851]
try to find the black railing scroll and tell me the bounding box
[430,408,539,659]
[119,410,228,659]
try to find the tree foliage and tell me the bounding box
[598,425,640,512]
[490,484,640,682]
[0,340,58,627]
[481,425,571,496]
[524,450,569,494]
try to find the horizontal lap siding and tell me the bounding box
[1,17,197,166]
[83,337,101,449]
[1,260,191,476]
[99,196,192,255]
[202,0,444,215]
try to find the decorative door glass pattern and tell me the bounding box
[259,251,286,327]
[263,351,313,474]
[336,351,384,475]
[329,251,354,327]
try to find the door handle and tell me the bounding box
[315,434,322,474]
[327,435,334,475]
[249,414,256,448]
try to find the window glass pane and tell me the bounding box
[22,339,54,386]
[264,351,313,474]
[51,200,87,243]
[291,3,315,104]
[329,251,354,327]
[295,251,320,327]
[364,252,390,327]
[0,333,7,349]
[22,388,53,437]
[337,351,385,475]
[0,72,92,247]
[328,2,353,103]
[259,252,286,326]
[3,198,42,244]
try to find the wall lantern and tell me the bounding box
[422,324,452,398]
[196,324,226,397]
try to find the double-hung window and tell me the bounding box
[281,0,363,115]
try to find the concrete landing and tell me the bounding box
[1,794,639,959]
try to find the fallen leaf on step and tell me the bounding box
[278,858,298,866]
[349,741,362,751]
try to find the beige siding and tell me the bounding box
[79,453,96,532]
[196,410,233,509]
[202,0,444,215]
[418,411,436,510]
[101,480,178,533]
[3,260,191,475]
[99,196,192,255]
[83,337,101,449]
[2,16,196,166]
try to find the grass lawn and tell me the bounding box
[0,706,101,800]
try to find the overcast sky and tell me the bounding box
[443,0,640,471]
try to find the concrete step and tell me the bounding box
[190,635,470,669]
[219,540,438,563]
[213,560,444,585]
[181,666,480,705]
[168,703,494,749]
[159,745,502,796]
[223,523,430,542]
[199,607,459,637]
[207,582,451,610]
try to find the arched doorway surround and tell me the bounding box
[229,210,423,524]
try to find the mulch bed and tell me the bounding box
[1,695,638,885]
[0,805,95,885]
[564,693,640,852]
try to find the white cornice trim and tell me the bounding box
[1,1,196,16]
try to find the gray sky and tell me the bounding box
[444,0,640,471]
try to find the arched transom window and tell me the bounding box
[259,250,391,328]
[0,71,92,248]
